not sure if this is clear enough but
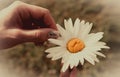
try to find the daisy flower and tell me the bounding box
[45,18,110,72]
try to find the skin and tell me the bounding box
[0,1,77,77]
[0,1,57,49]
[60,67,78,77]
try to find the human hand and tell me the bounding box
[60,67,78,77]
[0,1,77,76]
[0,1,57,49]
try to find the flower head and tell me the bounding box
[45,18,110,72]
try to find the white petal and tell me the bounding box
[95,42,110,49]
[47,54,54,58]
[56,24,72,42]
[94,57,99,63]
[64,18,74,33]
[79,22,93,39]
[61,51,70,63]
[73,55,80,66]
[102,46,110,49]
[46,47,65,59]
[69,57,74,69]
[69,54,79,69]
[56,24,66,38]
[64,19,72,33]
[81,49,95,65]
[84,55,95,65]
[94,52,106,57]
[85,51,99,63]
[78,48,100,65]
[64,19,68,30]
[85,42,110,52]
[48,39,64,46]
[67,18,74,32]
[46,47,66,60]
[80,58,84,65]
[70,61,74,69]
[45,47,63,53]
[74,18,80,37]
[78,20,86,34]
[98,46,110,49]
[85,32,104,44]
[52,51,64,60]
[61,62,69,72]
[77,52,84,65]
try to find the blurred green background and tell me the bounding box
[0,0,120,77]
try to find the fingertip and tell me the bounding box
[42,9,57,30]
[47,31,59,39]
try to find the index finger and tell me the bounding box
[42,9,57,30]
[26,4,57,30]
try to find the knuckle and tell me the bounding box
[12,1,25,9]
[13,1,23,6]
[34,31,46,42]
[13,1,23,4]
[13,29,22,38]
[43,9,50,14]
[34,31,42,40]
[7,29,22,39]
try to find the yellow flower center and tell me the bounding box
[67,38,85,53]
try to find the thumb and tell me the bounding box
[21,28,58,42]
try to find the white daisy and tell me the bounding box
[45,18,110,72]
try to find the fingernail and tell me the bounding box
[48,31,60,38]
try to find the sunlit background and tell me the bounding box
[0,0,120,77]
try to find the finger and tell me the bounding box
[21,28,58,43]
[42,10,57,30]
[26,4,57,30]
[60,68,70,77]
[70,67,78,77]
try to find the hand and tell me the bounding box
[0,1,77,77]
[0,1,57,49]
[60,67,78,77]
